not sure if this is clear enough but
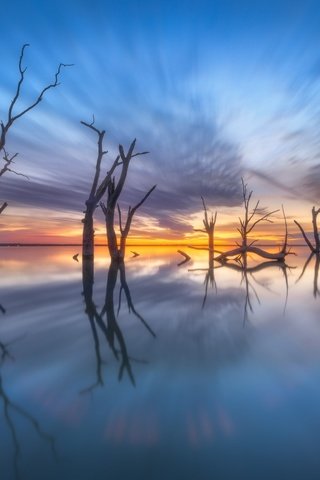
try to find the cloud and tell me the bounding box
[303,163,320,203]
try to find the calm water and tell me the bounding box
[0,246,320,480]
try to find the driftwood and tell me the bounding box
[215,244,289,262]
[294,206,320,253]
[177,250,191,266]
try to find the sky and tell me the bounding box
[1,0,320,244]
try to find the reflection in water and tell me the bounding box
[1,339,13,363]
[297,253,320,298]
[0,346,56,479]
[0,246,320,480]
[189,249,294,323]
[82,257,155,390]
[189,250,221,309]
[217,254,293,324]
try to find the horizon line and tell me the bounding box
[0,242,310,248]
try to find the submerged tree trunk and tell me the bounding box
[312,207,320,253]
[82,203,95,258]
[106,209,120,261]
[294,206,320,254]
[81,120,121,260]
[100,140,155,261]
[193,196,217,255]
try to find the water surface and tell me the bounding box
[1,246,320,480]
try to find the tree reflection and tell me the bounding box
[0,350,56,479]
[188,250,294,323]
[82,257,155,392]
[218,253,292,325]
[188,250,222,309]
[296,253,320,298]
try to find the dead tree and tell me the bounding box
[81,118,122,258]
[100,139,156,261]
[216,179,291,262]
[294,207,320,254]
[193,196,217,253]
[0,44,72,214]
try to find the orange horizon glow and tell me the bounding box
[0,200,317,245]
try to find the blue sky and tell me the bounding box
[1,0,320,242]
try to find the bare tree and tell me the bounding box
[0,44,72,214]
[193,196,217,253]
[100,139,156,261]
[216,179,291,262]
[81,118,122,258]
[187,197,219,307]
[294,206,320,254]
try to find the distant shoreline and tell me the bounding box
[0,243,310,248]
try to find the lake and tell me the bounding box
[1,246,320,480]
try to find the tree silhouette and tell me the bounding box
[193,196,217,254]
[216,179,291,262]
[294,206,320,254]
[100,139,156,261]
[81,118,122,259]
[0,44,72,215]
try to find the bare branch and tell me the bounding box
[7,44,29,124]
[294,220,315,252]
[131,151,149,158]
[247,209,279,234]
[95,155,121,200]
[8,62,73,126]
[177,250,191,267]
[81,120,106,199]
[122,185,157,238]
[0,202,8,215]
[0,150,19,177]
[117,204,123,234]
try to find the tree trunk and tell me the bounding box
[106,209,120,260]
[82,203,95,258]
[312,207,320,253]
[119,235,127,260]
[208,232,213,253]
